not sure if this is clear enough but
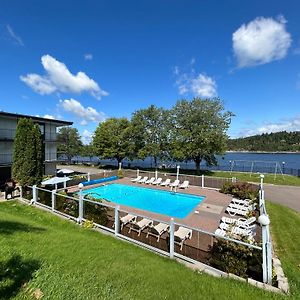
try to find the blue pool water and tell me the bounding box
[82,183,204,218]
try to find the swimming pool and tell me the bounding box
[82,183,204,218]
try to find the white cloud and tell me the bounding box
[233,16,292,68]
[60,98,106,124]
[238,115,300,137]
[84,53,93,60]
[80,120,88,126]
[81,129,93,144]
[174,66,217,98]
[6,24,24,46]
[20,55,108,99]
[43,114,55,119]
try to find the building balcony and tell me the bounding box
[44,152,58,162]
[0,129,15,141]
[0,129,57,142]
[0,153,13,165]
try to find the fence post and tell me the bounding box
[169,218,174,258]
[32,185,37,204]
[258,214,272,284]
[201,175,204,188]
[78,183,84,224]
[20,186,23,199]
[114,205,120,235]
[87,172,91,181]
[51,190,56,211]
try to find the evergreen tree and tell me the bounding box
[12,118,43,186]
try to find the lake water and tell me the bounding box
[68,152,300,175]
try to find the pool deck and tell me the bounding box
[69,177,233,233]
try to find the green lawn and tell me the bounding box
[0,201,298,299]
[210,171,300,186]
[267,201,300,299]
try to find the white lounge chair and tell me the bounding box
[215,228,226,237]
[145,177,155,184]
[119,214,137,230]
[179,180,189,189]
[174,226,192,250]
[146,223,169,242]
[226,207,249,217]
[138,176,148,184]
[231,227,254,238]
[221,216,256,229]
[231,198,251,206]
[129,218,153,236]
[170,179,180,188]
[228,203,253,211]
[152,177,162,185]
[160,179,171,186]
[131,175,142,182]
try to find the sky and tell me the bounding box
[0,0,300,144]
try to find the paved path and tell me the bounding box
[264,184,300,212]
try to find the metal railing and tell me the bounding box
[0,129,16,140]
[0,153,13,164]
[23,177,273,284]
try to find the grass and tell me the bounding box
[267,201,300,299]
[209,171,300,186]
[0,201,298,299]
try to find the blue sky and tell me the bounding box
[1,0,300,143]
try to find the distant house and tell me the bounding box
[0,111,72,182]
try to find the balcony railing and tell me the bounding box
[0,129,16,140]
[0,153,13,164]
[0,129,57,142]
[44,152,58,162]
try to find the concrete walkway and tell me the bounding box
[264,184,300,212]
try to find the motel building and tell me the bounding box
[0,111,72,184]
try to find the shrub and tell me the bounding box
[83,219,94,229]
[210,238,262,279]
[220,182,259,200]
[117,169,124,178]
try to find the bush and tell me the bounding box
[117,169,124,178]
[220,182,259,200]
[210,238,262,279]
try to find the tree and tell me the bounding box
[12,118,43,185]
[93,118,133,164]
[170,98,234,174]
[57,127,83,163]
[131,105,170,167]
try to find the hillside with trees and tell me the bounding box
[228,131,300,152]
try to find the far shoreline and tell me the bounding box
[226,150,300,154]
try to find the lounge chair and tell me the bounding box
[179,180,189,189]
[145,177,155,184]
[119,214,137,230]
[221,216,256,229]
[152,177,162,185]
[170,179,180,188]
[231,198,251,206]
[228,203,253,211]
[146,223,169,242]
[226,207,249,217]
[131,175,142,182]
[129,218,153,236]
[231,226,254,238]
[160,179,171,186]
[214,228,226,237]
[174,226,192,251]
[138,176,148,184]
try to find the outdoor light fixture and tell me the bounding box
[258,214,270,226]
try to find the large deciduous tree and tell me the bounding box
[131,105,170,167]
[93,118,133,164]
[57,127,83,163]
[12,118,43,185]
[170,98,234,174]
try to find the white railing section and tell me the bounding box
[24,178,273,284]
